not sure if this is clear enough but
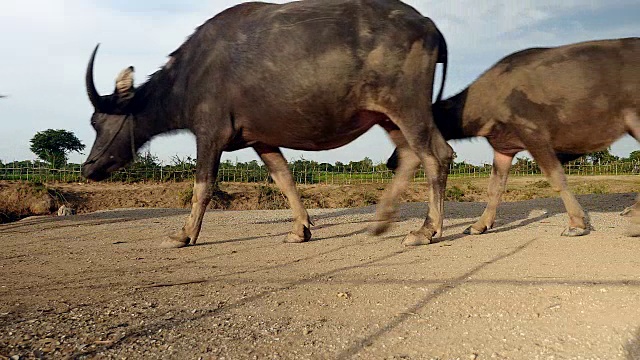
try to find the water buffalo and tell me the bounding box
[82,0,453,248]
[387,37,640,237]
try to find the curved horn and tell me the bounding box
[86,44,102,109]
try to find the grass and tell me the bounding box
[531,180,551,189]
[257,185,288,209]
[574,183,610,195]
[446,186,466,202]
[1,174,636,224]
[178,184,233,209]
[0,182,62,223]
[178,187,193,207]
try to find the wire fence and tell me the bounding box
[1,160,638,184]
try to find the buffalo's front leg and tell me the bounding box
[255,144,312,243]
[525,140,589,236]
[371,128,421,236]
[465,151,514,235]
[163,141,222,248]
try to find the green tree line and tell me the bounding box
[2,148,638,183]
[1,126,638,183]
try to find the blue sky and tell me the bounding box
[0,0,638,166]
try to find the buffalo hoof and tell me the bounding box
[369,221,391,236]
[627,226,640,237]
[463,225,487,235]
[165,230,191,248]
[561,227,590,237]
[621,207,640,237]
[284,226,311,243]
[160,238,190,249]
[402,231,432,246]
[626,220,640,237]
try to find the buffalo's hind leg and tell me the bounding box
[375,111,454,246]
[402,131,453,246]
[254,144,313,243]
[623,112,640,236]
[164,140,223,248]
[465,151,515,235]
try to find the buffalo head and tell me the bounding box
[82,45,140,181]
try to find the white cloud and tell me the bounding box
[0,0,637,166]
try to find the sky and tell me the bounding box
[0,0,638,166]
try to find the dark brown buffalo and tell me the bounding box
[387,37,640,236]
[82,0,453,248]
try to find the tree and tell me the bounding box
[349,157,373,172]
[627,150,640,163]
[130,150,160,168]
[29,129,85,168]
[585,147,618,164]
[512,156,540,174]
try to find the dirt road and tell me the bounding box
[2,193,640,359]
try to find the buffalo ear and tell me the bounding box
[115,66,135,99]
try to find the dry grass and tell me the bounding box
[1,175,637,223]
[0,182,64,222]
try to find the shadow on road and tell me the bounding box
[2,193,635,239]
[51,233,640,359]
[0,208,190,234]
[626,327,640,360]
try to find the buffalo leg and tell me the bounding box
[403,132,452,246]
[371,127,422,236]
[376,114,453,246]
[623,111,640,236]
[254,144,313,243]
[526,144,589,236]
[164,141,222,248]
[622,195,640,237]
[465,151,515,235]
